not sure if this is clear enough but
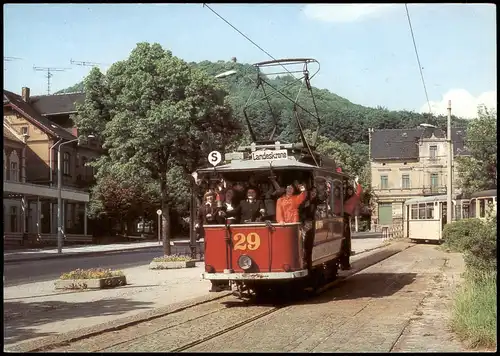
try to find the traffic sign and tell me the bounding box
[156,209,162,216]
[208,151,222,167]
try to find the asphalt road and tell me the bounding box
[3,248,165,287]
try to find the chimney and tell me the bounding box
[21,87,30,102]
[72,127,78,137]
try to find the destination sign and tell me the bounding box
[251,149,288,161]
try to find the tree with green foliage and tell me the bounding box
[456,107,497,196]
[73,43,242,254]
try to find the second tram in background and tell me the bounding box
[403,189,497,243]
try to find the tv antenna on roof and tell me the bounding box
[33,66,70,95]
[4,56,22,62]
[4,57,22,71]
[70,59,109,67]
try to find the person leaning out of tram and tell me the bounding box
[299,186,319,270]
[341,176,363,270]
[276,183,307,224]
[260,176,285,221]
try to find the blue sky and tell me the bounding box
[3,3,496,118]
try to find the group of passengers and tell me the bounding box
[196,173,362,292]
[195,174,362,229]
[195,176,312,228]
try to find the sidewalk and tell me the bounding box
[3,237,390,350]
[4,238,201,264]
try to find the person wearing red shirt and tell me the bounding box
[276,184,307,224]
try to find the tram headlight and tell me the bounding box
[238,254,253,270]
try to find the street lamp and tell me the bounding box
[188,70,238,258]
[57,134,95,253]
[214,69,237,79]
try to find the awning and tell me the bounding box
[3,181,90,202]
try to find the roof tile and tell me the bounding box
[3,90,76,141]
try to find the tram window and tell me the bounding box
[486,198,494,217]
[479,199,486,218]
[418,203,426,219]
[411,204,418,219]
[425,203,434,219]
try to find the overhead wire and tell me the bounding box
[202,3,295,77]
[203,3,321,164]
[405,4,432,115]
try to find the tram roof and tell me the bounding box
[404,194,461,205]
[470,189,497,199]
[197,158,318,174]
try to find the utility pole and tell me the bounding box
[33,66,70,95]
[447,100,453,224]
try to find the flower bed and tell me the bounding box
[55,268,127,290]
[150,254,195,269]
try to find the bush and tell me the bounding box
[443,219,485,253]
[60,268,124,280]
[152,254,193,262]
[452,270,497,349]
[449,217,497,349]
[463,218,497,273]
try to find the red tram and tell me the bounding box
[197,142,352,297]
[195,58,354,297]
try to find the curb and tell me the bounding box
[3,245,164,264]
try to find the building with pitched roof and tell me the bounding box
[3,87,99,244]
[369,125,469,228]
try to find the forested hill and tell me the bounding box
[56,60,468,145]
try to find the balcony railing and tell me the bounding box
[422,186,447,195]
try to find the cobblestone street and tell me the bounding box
[9,243,467,353]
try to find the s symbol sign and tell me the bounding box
[208,151,222,167]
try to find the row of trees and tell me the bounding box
[68,42,494,252]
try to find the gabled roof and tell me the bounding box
[371,127,469,160]
[30,92,85,116]
[3,122,25,144]
[3,90,76,141]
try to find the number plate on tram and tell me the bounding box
[233,233,261,251]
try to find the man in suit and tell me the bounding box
[239,188,266,223]
[217,189,240,224]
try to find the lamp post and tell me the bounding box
[57,135,95,254]
[188,70,238,259]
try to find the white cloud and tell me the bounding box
[302,4,398,23]
[420,89,497,119]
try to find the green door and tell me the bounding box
[378,203,393,225]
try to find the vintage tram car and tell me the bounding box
[197,141,353,297]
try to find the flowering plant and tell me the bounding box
[152,254,193,262]
[60,268,124,280]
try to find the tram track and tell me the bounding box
[28,242,412,353]
[175,244,412,353]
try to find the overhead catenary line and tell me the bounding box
[202,3,295,77]
[405,4,432,115]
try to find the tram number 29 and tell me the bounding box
[233,233,261,251]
